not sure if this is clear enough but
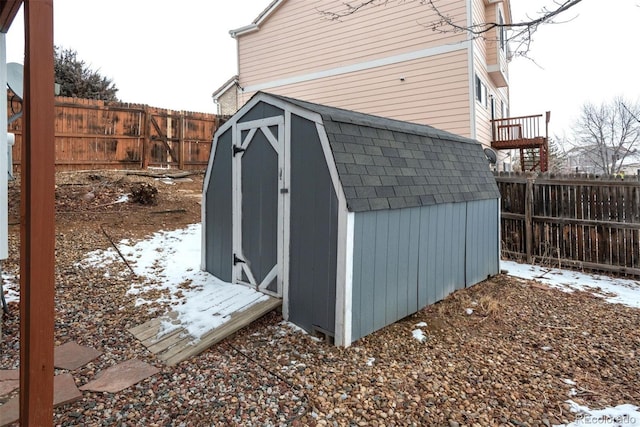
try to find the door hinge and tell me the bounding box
[280,188,289,194]
[233,254,246,265]
[233,145,246,156]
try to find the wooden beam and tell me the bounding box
[149,115,178,161]
[0,0,22,33]
[19,0,56,425]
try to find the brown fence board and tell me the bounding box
[496,172,640,277]
[7,95,219,171]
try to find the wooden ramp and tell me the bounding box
[129,296,281,366]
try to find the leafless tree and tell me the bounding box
[569,97,640,175]
[319,0,584,58]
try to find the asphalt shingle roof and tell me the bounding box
[266,93,501,212]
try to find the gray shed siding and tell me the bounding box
[204,129,233,281]
[465,198,500,286]
[241,128,279,290]
[351,199,498,342]
[237,101,283,123]
[288,114,338,336]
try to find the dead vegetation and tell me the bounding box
[1,170,639,426]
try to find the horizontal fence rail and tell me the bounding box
[7,95,221,171]
[496,172,640,277]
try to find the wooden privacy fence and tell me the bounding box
[496,172,640,276]
[7,95,220,171]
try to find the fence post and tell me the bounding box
[178,113,185,170]
[525,176,534,263]
[143,108,150,169]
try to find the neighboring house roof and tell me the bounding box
[211,75,238,100]
[229,0,284,38]
[265,93,500,212]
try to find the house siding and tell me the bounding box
[230,0,514,150]
[241,51,472,138]
[235,0,475,139]
[471,0,510,151]
[238,0,468,85]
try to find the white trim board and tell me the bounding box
[0,34,9,260]
[315,122,351,347]
[242,41,471,93]
[281,110,292,320]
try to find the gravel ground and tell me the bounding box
[1,170,640,426]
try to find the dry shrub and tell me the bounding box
[130,182,158,205]
[478,294,501,317]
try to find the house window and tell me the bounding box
[490,96,496,120]
[475,74,482,103]
[483,84,489,108]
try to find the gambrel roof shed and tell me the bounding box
[202,92,500,346]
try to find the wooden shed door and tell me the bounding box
[232,118,285,298]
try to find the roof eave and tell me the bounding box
[229,0,285,38]
[212,75,239,100]
[229,24,258,38]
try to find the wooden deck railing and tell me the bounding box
[491,112,549,149]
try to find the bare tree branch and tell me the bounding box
[318,0,585,58]
[569,98,640,175]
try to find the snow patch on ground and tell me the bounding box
[501,260,640,309]
[412,329,427,343]
[1,272,18,304]
[79,223,269,340]
[554,401,640,426]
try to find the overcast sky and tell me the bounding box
[5,0,640,138]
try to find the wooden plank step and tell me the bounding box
[161,297,281,366]
[144,327,188,354]
[128,311,179,342]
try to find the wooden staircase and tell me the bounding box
[491,112,550,172]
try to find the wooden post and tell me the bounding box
[20,0,56,424]
[525,176,534,263]
[143,108,150,169]
[178,113,185,170]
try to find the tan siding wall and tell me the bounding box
[238,0,468,86]
[472,0,487,63]
[240,50,472,138]
[471,0,510,149]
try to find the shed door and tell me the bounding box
[233,117,285,298]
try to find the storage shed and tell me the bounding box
[202,92,501,346]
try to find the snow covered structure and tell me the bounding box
[202,92,501,346]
